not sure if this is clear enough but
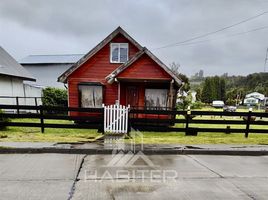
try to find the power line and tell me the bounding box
[169,25,268,47]
[153,11,268,50]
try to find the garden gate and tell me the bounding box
[103,104,130,134]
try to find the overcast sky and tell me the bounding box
[1,0,268,76]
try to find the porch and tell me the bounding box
[116,78,177,110]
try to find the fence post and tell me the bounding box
[40,105,45,133]
[245,108,252,138]
[35,97,39,114]
[185,106,191,134]
[16,97,19,114]
[102,104,105,135]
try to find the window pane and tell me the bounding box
[145,89,168,109]
[111,44,119,62]
[92,86,103,107]
[79,85,103,108]
[120,44,128,62]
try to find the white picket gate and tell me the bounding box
[103,104,130,134]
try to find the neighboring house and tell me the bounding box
[20,54,84,88]
[244,92,265,105]
[58,27,182,115]
[0,46,42,106]
[264,97,268,106]
[243,97,259,106]
[245,92,265,101]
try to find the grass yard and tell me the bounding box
[0,115,268,144]
[129,131,268,145]
[0,119,100,142]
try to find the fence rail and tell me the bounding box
[0,104,268,138]
[0,104,104,132]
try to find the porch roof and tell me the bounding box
[106,47,183,86]
[116,77,172,83]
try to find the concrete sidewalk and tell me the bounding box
[0,142,268,155]
[0,154,268,200]
[0,154,84,200]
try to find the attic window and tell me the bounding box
[110,43,128,63]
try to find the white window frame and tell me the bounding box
[110,43,129,63]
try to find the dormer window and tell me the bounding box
[110,43,128,63]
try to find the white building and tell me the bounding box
[244,92,265,106]
[0,46,42,106]
[20,54,84,88]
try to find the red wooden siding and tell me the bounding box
[117,54,172,80]
[67,33,140,111]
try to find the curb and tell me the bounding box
[0,147,267,156]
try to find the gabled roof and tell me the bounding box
[245,92,265,100]
[58,26,143,83]
[20,54,84,65]
[106,47,182,86]
[0,46,35,81]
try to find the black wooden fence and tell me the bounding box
[0,104,268,138]
[129,109,268,137]
[0,104,103,132]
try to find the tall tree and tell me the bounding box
[201,76,226,103]
[169,62,190,92]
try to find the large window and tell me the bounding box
[110,43,128,63]
[78,84,103,108]
[145,89,168,109]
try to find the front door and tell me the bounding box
[126,86,139,107]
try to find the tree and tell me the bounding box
[201,78,212,103]
[169,62,190,92]
[201,76,226,103]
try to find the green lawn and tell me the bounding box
[128,131,268,145]
[0,115,268,144]
[0,119,100,142]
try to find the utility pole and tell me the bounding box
[264,48,268,72]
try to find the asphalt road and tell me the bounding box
[0,154,267,200]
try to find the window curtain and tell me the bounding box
[145,89,168,109]
[79,85,103,108]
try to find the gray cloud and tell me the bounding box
[1,0,268,76]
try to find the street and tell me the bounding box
[0,154,267,200]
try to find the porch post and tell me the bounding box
[116,79,121,105]
[168,79,175,109]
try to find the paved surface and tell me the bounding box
[0,154,268,199]
[1,142,268,152]
[0,154,84,200]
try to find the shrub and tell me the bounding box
[42,87,68,107]
[191,101,205,109]
[176,96,191,110]
[0,109,10,130]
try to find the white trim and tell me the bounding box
[110,43,129,63]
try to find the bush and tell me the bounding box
[42,87,68,107]
[191,101,205,109]
[176,96,191,110]
[0,109,10,130]
[226,98,236,106]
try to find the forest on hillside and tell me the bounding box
[191,72,268,104]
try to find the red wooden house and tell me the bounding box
[58,27,182,119]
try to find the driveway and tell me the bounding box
[0,154,267,199]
